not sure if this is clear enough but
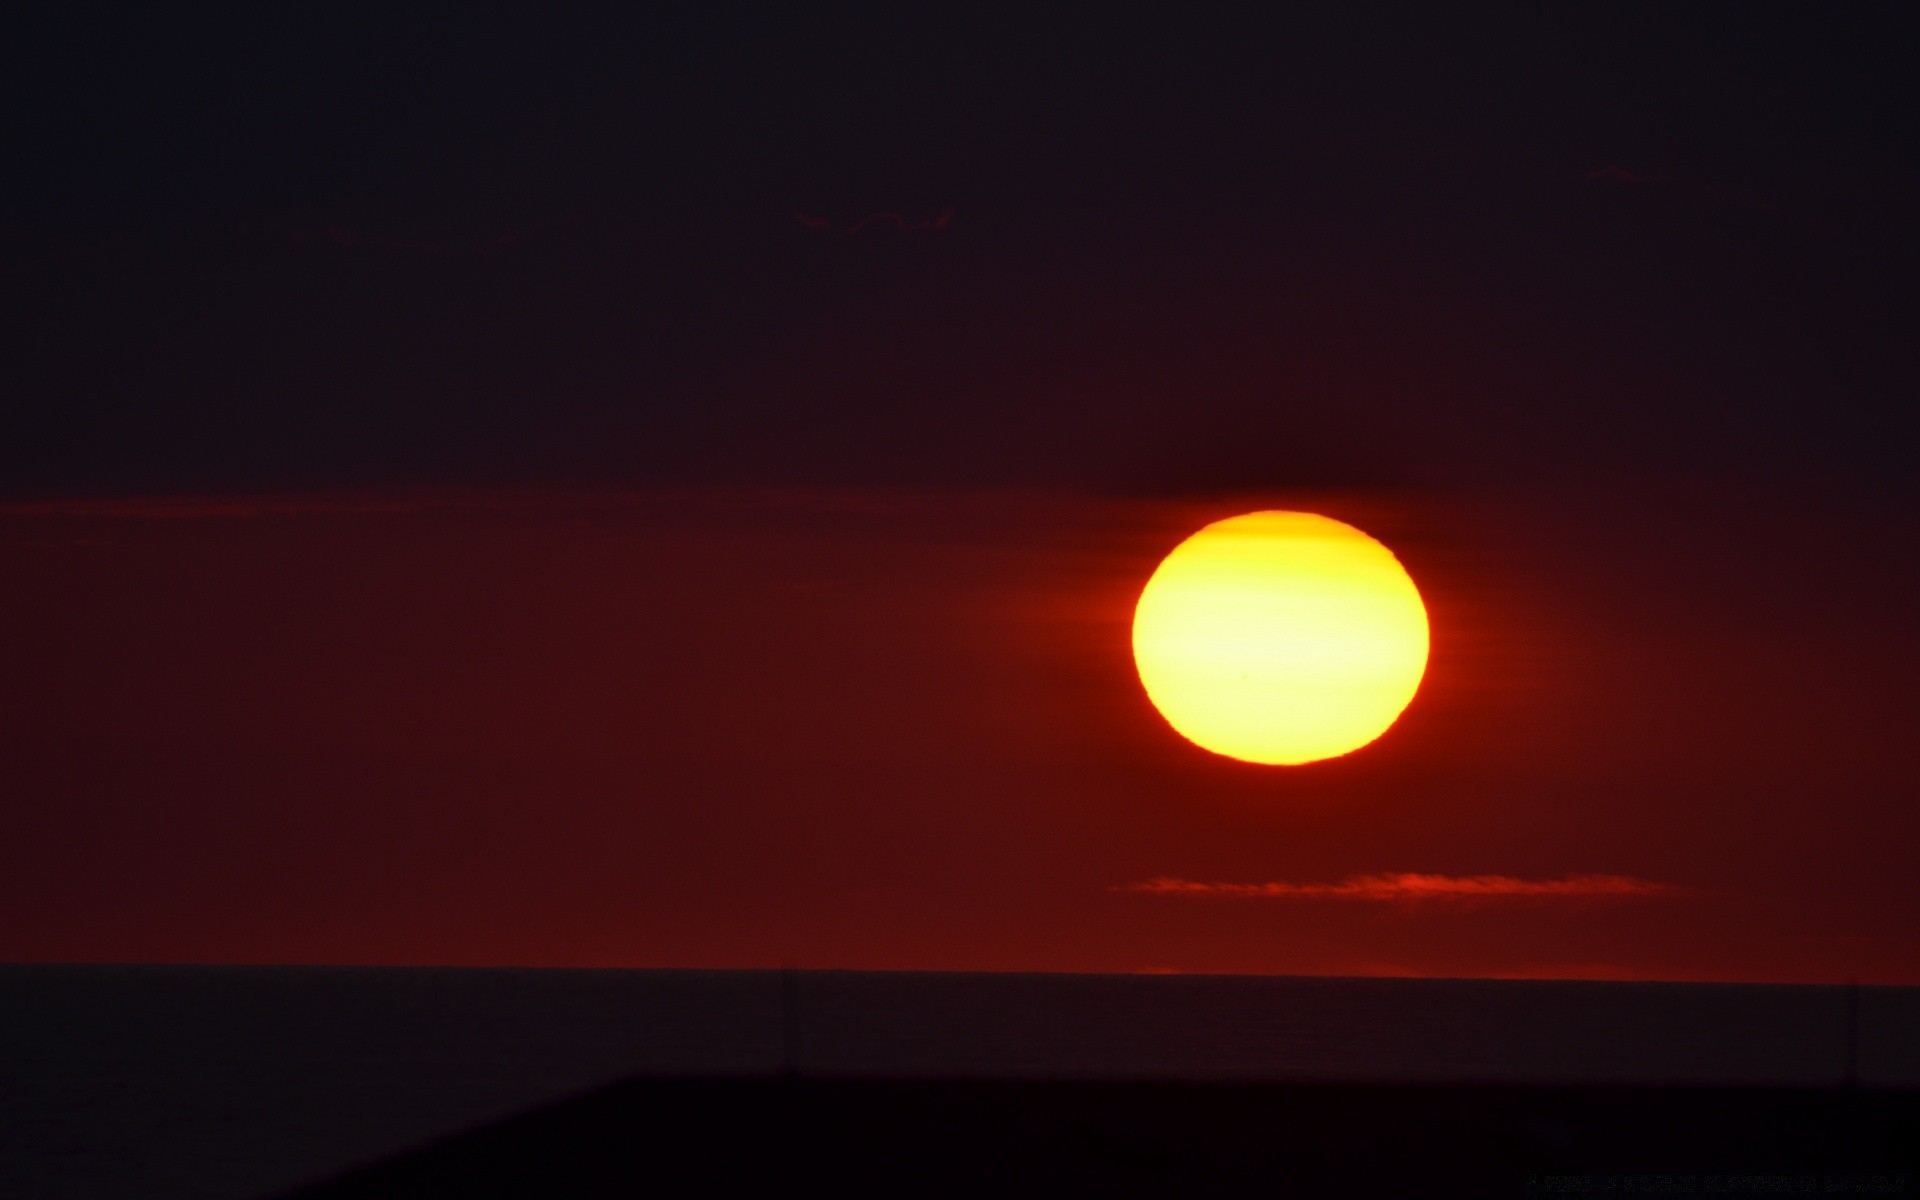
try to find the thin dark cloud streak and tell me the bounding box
[0,484,1086,522]
[288,226,525,256]
[795,209,953,234]
[1578,163,1783,214]
[1581,164,1663,185]
[0,492,538,520]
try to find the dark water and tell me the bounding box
[3,965,1917,1198]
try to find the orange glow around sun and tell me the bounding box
[1131,511,1429,765]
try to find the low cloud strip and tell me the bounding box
[1117,873,1681,902]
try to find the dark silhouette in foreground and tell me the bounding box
[285,1076,1918,1198]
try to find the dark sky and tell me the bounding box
[2,6,1916,981]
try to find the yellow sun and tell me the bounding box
[1131,511,1429,765]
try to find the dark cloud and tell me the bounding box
[287,226,525,256]
[844,209,953,234]
[795,209,954,234]
[1581,164,1661,185]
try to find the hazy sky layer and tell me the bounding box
[2,7,1916,980]
[3,485,1913,982]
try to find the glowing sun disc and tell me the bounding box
[1131,511,1429,765]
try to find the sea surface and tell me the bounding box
[3,965,1917,1199]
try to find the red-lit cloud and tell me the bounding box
[1117,873,1684,903]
